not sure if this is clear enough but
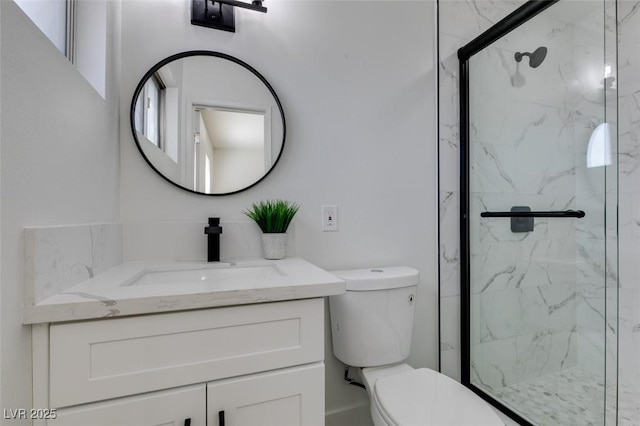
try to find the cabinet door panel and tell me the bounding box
[49,299,323,407]
[207,363,324,426]
[50,384,205,426]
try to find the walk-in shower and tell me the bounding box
[458,0,630,424]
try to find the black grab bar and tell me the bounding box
[480,210,585,218]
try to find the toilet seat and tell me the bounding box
[372,368,504,426]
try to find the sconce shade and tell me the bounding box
[587,122,612,168]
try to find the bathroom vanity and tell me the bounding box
[25,258,345,426]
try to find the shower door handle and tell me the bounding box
[480,210,585,218]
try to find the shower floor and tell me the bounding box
[489,367,639,425]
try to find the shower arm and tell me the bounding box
[514,52,529,62]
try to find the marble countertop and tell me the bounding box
[23,257,346,324]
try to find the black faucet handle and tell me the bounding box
[204,217,223,234]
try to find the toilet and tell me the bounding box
[329,267,504,426]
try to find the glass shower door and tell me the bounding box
[459,1,618,425]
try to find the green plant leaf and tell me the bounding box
[243,199,300,233]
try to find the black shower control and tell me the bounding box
[510,206,534,233]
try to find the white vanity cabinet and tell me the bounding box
[33,298,326,426]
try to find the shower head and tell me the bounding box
[529,46,548,68]
[514,46,548,68]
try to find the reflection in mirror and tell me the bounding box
[131,51,285,195]
[134,76,165,152]
[193,106,269,193]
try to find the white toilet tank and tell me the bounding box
[329,267,419,367]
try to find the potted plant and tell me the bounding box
[244,199,300,260]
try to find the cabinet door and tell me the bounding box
[207,363,324,426]
[50,384,205,426]
[50,298,323,408]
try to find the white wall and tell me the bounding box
[0,0,120,421]
[119,0,437,419]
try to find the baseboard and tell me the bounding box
[325,402,372,426]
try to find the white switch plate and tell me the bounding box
[322,205,338,232]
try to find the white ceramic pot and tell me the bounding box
[261,233,288,260]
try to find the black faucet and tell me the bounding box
[204,217,223,262]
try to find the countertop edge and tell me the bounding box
[23,281,346,325]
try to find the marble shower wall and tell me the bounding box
[617,0,640,407]
[573,5,620,408]
[467,6,600,390]
[438,0,527,382]
[439,0,618,391]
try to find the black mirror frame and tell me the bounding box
[130,50,286,196]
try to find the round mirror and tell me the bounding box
[130,51,286,195]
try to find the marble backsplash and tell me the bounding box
[24,220,295,306]
[122,221,296,262]
[24,223,123,305]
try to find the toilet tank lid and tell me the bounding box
[330,267,419,291]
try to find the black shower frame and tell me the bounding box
[458,1,559,425]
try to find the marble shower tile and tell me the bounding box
[440,295,461,353]
[439,84,461,193]
[438,32,466,91]
[576,329,606,375]
[471,336,520,390]
[473,283,576,343]
[515,328,578,382]
[439,191,460,297]
[618,1,640,47]
[439,0,526,41]
[440,347,461,382]
[471,96,572,152]
[469,143,577,196]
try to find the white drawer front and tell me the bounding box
[49,298,323,408]
[50,384,205,426]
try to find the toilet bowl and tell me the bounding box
[362,363,503,426]
[329,267,503,426]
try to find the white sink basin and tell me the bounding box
[123,264,284,287]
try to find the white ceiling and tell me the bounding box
[200,109,265,150]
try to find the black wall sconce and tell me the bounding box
[192,0,267,33]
